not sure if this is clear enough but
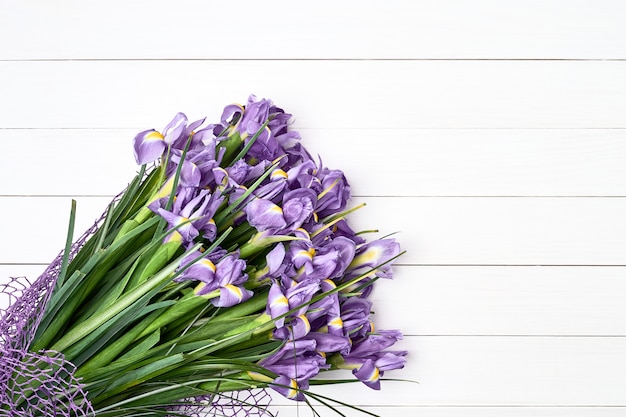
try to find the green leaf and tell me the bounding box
[50,243,201,352]
[55,199,76,288]
[117,329,161,362]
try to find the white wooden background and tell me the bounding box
[1,1,625,416]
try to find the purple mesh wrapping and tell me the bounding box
[0,202,272,416]
[0,214,102,416]
[172,389,275,417]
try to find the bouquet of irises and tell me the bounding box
[0,95,406,416]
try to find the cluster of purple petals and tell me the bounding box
[133,95,406,400]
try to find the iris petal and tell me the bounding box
[133,129,166,165]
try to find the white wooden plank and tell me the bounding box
[270,406,626,417]
[267,336,626,406]
[1,61,625,129]
[3,265,624,336]
[3,128,625,197]
[1,0,625,59]
[371,266,626,336]
[0,197,624,266]
[348,197,626,266]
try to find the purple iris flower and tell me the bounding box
[168,154,202,188]
[179,253,252,307]
[133,129,166,165]
[348,238,401,279]
[266,279,319,330]
[259,339,329,400]
[316,168,351,218]
[245,199,287,232]
[149,188,223,243]
[162,112,188,146]
[305,331,350,353]
[263,243,286,280]
[226,159,249,185]
[285,160,320,192]
[340,297,374,341]
[310,237,356,280]
[342,330,407,390]
[282,188,317,231]
[134,112,212,166]
[287,240,315,276]
[270,375,303,401]
[330,219,366,245]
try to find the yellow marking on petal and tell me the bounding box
[287,378,299,399]
[224,284,243,300]
[329,317,343,329]
[351,246,383,267]
[367,366,380,382]
[370,321,375,333]
[295,228,311,240]
[145,131,165,141]
[322,279,336,288]
[298,314,311,333]
[200,259,217,272]
[209,218,215,225]
[308,247,316,257]
[271,294,289,307]
[271,169,288,179]
[313,212,319,222]
[318,351,327,359]
[270,205,283,213]
[367,367,380,382]
[296,250,313,261]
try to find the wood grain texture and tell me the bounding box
[269,407,626,417]
[0,61,625,129]
[0,1,624,416]
[1,0,624,59]
[3,264,624,337]
[2,128,625,197]
[270,336,626,406]
[1,196,624,266]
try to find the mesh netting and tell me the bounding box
[0,200,273,416]
[173,389,275,417]
[0,213,102,416]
